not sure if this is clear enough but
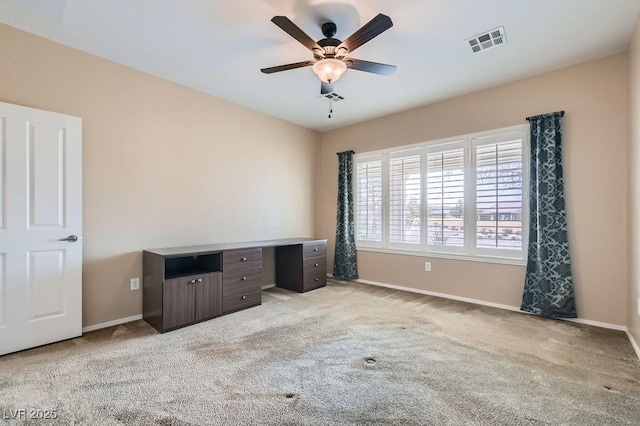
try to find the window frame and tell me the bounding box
[353,124,530,265]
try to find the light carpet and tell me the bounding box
[1,279,639,425]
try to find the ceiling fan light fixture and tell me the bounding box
[313,58,347,83]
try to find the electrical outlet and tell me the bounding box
[130,277,140,291]
[637,298,640,315]
[424,262,431,272]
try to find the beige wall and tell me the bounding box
[0,24,319,327]
[628,19,640,346]
[0,22,632,331]
[316,54,629,326]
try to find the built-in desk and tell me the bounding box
[143,238,327,333]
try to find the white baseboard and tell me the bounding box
[329,274,637,357]
[355,277,522,313]
[561,317,627,332]
[261,283,276,290]
[352,277,628,331]
[626,329,640,360]
[82,314,143,333]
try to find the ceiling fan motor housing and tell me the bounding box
[321,22,337,38]
[316,22,346,59]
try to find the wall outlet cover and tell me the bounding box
[424,262,431,272]
[131,277,140,291]
[637,298,640,315]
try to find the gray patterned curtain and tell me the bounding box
[521,111,576,318]
[333,151,358,280]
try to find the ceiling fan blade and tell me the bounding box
[271,16,322,51]
[261,60,315,74]
[338,14,393,53]
[344,58,396,75]
[320,81,334,95]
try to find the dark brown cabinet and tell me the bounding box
[162,273,222,330]
[143,238,327,333]
[222,248,262,314]
[276,240,327,292]
[143,249,224,333]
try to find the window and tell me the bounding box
[354,125,528,263]
[355,156,383,244]
[475,136,524,255]
[426,145,465,250]
[389,151,421,247]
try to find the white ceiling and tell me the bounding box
[1,0,639,132]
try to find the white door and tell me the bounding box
[0,101,82,356]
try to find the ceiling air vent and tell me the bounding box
[318,92,345,102]
[465,26,507,53]
[324,93,344,101]
[318,92,344,119]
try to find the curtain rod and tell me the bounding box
[336,150,355,155]
[526,111,565,121]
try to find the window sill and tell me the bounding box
[356,246,527,266]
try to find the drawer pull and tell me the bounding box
[314,248,318,252]
[197,278,202,283]
[189,279,196,284]
[315,278,319,281]
[314,263,319,267]
[241,257,247,261]
[241,295,247,300]
[241,276,247,281]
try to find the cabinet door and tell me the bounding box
[163,277,196,330]
[195,273,222,322]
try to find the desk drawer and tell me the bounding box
[303,257,326,274]
[303,241,326,259]
[223,270,262,288]
[223,283,261,313]
[223,248,262,273]
[303,270,327,291]
[302,257,326,291]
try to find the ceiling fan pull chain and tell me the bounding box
[328,98,333,119]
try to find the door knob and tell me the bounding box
[58,235,78,242]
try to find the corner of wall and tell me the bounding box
[312,130,324,238]
[627,14,640,348]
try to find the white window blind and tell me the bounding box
[426,148,465,248]
[389,154,421,246]
[355,158,383,243]
[352,124,528,264]
[475,139,524,251]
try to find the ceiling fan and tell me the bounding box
[261,13,397,95]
